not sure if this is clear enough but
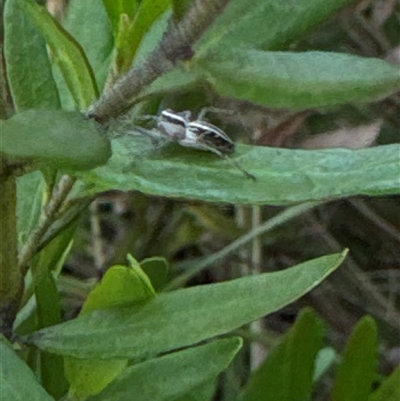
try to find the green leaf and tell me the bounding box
[81,260,155,314]
[87,337,242,401]
[130,8,171,67]
[35,272,68,399]
[15,221,75,337]
[4,0,60,111]
[63,0,114,91]
[0,109,111,170]
[368,366,400,401]
[35,271,61,334]
[174,380,217,401]
[0,342,55,401]
[115,0,170,73]
[16,0,98,109]
[332,316,378,401]
[140,257,169,292]
[29,227,74,398]
[26,251,346,358]
[65,262,155,400]
[135,68,199,101]
[78,134,400,206]
[240,308,324,401]
[197,0,356,54]
[102,0,139,35]
[195,50,400,109]
[65,358,128,401]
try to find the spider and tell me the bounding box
[130,109,255,180]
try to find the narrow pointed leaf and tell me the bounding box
[16,0,98,109]
[115,0,170,73]
[195,50,400,109]
[26,251,346,359]
[63,0,114,90]
[79,134,400,205]
[102,0,139,35]
[240,308,324,401]
[4,0,60,111]
[197,0,356,53]
[34,271,68,399]
[332,316,378,401]
[88,337,242,401]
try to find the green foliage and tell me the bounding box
[195,50,400,109]
[368,366,400,401]
[102,0,139,35]
[139,256,169,291]
[115,0,170,73]
[14,0,98,109]
[79,135,399,205]
[65,260,155,400]
[239,308,325,401]
[4,0,60,111]
[1,0,399,400]
[234,311,389,401]
[0,109,111,170]
[196,0,357,53]
[0,341,55,401]
[332,316,378,401]
[25,252,346,359]
[62,0,114,91]
[87,337,242,401]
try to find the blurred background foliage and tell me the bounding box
[24,0,400,400]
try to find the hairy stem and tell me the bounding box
[89,0,230,123]
[19,175,76,271]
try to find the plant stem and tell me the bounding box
[0,169,21,338]
[19,175,76,271]
[89,0,231,123]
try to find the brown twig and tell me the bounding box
[88,0,231,123]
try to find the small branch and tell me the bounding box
[165,201,323,290]
[37,196,94,254]
[90,200,107,272]
[249,205,266,370]
[349,198,400,243]
[0,171,21,338]
[0,3,14,120]
[19,175,76,271]
[309,214,400,332]
[88,0,231,123]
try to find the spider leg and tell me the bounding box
[223,154,256,181]
[198,106,235,121]
[198,144,256,181]
[128,126,168,146]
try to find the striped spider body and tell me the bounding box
[131,108,255,180]
[185,120,235,155]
